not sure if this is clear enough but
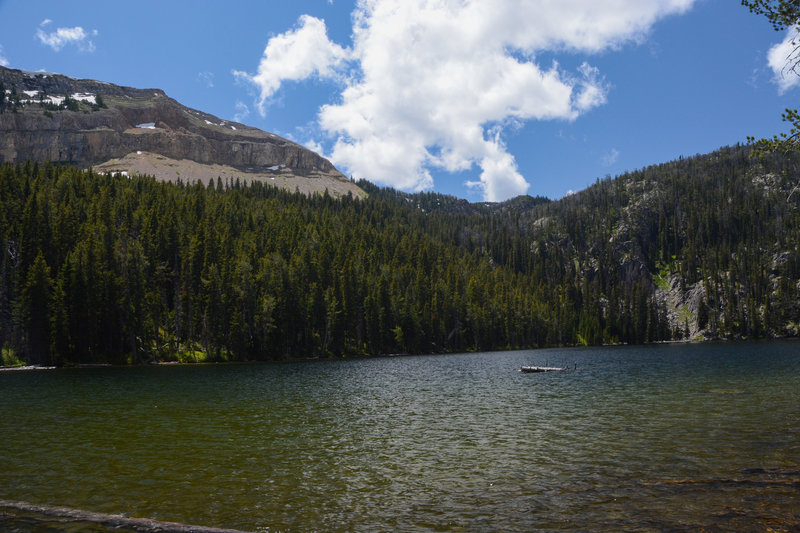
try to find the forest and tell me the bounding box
[1,144,799,366]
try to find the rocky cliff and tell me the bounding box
[0,66,364,198]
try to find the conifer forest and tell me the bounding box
[2,145,799,365]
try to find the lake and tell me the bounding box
[1,340,799,531]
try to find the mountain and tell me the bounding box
[0,66,364,198]
[356,145,800,345]
[2,67,800,364]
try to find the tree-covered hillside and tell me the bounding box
[515,145,800,344]
[1,145,799,365]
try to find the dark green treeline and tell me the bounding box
[0,162,553,365]
[1,145,799,365]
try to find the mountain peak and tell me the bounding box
[0,66,364,198]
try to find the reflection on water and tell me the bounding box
[1,340,799,531]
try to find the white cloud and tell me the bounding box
[197,71,215,88]
[233,101,250,123]
[768,26,800,94]
[0,45,8,67]
[574,63,609,111]
[302,138,328,158]
[602,148,620,166]
[241,0,695,201]
[35,19,97,52]
[234,15,349,115]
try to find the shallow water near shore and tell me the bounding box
[1,340,799,531]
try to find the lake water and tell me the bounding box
[1,341,799,532]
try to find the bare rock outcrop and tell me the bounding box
[0,66,364,198]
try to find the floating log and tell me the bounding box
[519,365,567,373]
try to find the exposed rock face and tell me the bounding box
[0,66,364,198]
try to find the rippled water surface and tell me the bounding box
[1,341,799,531]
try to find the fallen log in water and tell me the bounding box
[0,499,252,533]
[519,365,567,373]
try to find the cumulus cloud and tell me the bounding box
[234,15,349,115]
[35,19,97,52]
[240,0,695,201]
[0,45,8,67]
[768,27,800,94]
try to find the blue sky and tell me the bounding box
[0,0,797,201]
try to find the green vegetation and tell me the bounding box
[744,1,800,154]
[0,82,107,116]
[1,146,799,366]
[1,344,24,367]
[0,84,22,113]
[742,0,800,33]
[653,261,671,291]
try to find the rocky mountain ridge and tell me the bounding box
[0,66,364,198]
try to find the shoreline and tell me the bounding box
[2,336,796,372]
[0,499,250,533]
[0,365,57,372]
